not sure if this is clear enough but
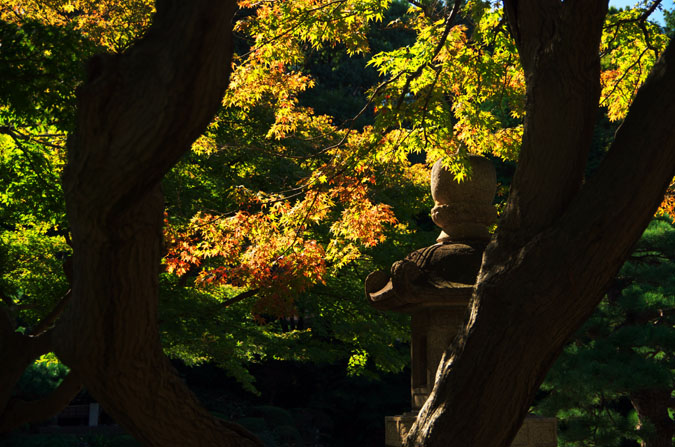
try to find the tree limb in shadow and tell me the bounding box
[0,371,82,433]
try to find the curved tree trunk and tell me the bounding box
[405,1,675,446]
[50,1,262,445]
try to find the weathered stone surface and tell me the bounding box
[368,156,557,446]
[385,414,417,447]
[365,242,484,312]
[431,203,497,242]
[410,309,467,409]
[430,156,497,205]
[510,417,558,447]
[430,156,497,242]
[404,242,486,286]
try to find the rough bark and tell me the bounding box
[630,389,675,447]
[49,1,261,446]
[405,2,675,446]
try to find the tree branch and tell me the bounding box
[30,290,72,336]
[0,330,54,423]
[0,371,82,433]
[394,0,462,111]
[498,0,607,241]
[63,0,237,219]
[221,288,260,308]
[561,38,675,265]
[0,290,17,322]
[603,0,664,58]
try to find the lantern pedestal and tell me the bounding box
[366,157,557,447]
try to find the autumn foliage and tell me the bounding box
[1,0,155,51]
[1,0,672,386]
[161,0,674,325]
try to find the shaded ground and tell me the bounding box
[1,360,409,447]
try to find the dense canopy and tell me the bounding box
[0,1,673,446]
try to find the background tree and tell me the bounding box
[0,0,421,398]
[156,0,426,388]
[405,1,675,445]
[535,218,675,447]
[1,2,266,446]
[0,0,423,443]
[0,0,674,446]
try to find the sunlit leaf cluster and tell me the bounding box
[237,0,390,56]
[1,0,155,52]
[600,7,669,121]
[164,168,403,320]
[165,0,425,324]
[367,1,524,179]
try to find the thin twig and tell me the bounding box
[600,47,650,108]
[394,0,462,110]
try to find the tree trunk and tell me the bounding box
[405,2,675,446]
[50,1,262,445]
[630,389,675,447]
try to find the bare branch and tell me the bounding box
[0,329,54,423]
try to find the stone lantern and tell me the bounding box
[365,156,556,447]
